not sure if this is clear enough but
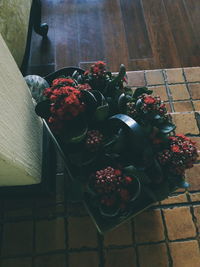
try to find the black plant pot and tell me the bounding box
[45,67,85,84]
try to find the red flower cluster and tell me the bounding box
[140,94,167,115]
[51,78,75,87]
[127,94,167,120]
[88,61,106,77]
[92,166,134,207]
[43,78,85,133]
[85,130,104,152]
[158,134,198,175]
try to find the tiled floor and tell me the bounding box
[0,67,200,267]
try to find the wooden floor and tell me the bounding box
[28,0,200,75]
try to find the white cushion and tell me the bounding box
[0,33,43,186]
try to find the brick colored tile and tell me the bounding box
[2,221,33,256]
[35,218,65,253]
[134,209,165,243]
[193,101,200,111]
[185,164,200,191]
[1,258,32,267]
[68,202,87,216]
[127,71,145,87]
[190,193,200,202]
[69,252,99,267]
[174,187,186,193]
[138,243,168,267]
[161,194,188,205]
[35,196,59,208]
[104,221,133,246]
[35,254,65,267]
[149,85,168,101]
[68,216,98,248]
[4,198,35,210]
[170,240,200,267]
[165,68,184,84]
[169,84,190,100]
[184,67,200,82]
[173,101,193,112]
[165,102,172,112]
[146,70,164,85]
[3,199,34,217]
[171,113,199,135]
[105,248,137,267]
[193,205,200,232]
[163,207,196,240]
[4,208,33,218]
[188,83,200,100]
[35,204,65,218]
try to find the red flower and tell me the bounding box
[144,96,156,105]
[92,66,99,74]
[84,70,89,76]
[125,176,133,184]
[52,78,74,86]
[43,87,52,97]
[96,61,106,67]
[176,134,191,142]
[50,94,57,101]
[171,145,181,153]
[114,169,122,176]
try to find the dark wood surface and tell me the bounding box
[28,0,200,75]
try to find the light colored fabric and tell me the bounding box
[0,33,43,186]
[0,0,32,67]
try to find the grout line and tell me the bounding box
[64,217,69,267]
[97,232,105,267]
[2,198,200,223]
[150,200,200,210]
[162,69,174,113]
[146,80,200,87]
[0,236,199,261]
[186,193,200,249]
[182,68,196,112]
[160,209,173,267]
[131,219,140,267]
[143,70,148,87]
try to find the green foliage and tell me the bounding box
[132,87,153,99]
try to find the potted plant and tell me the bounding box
[25,61,198,224]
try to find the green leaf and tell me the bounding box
[135,99,143,111]
[124,87,133,96]
[158,122,176,134]
[72,70,79,80]
[67,125,88,143]
[118,93,132,113]
[133,87,152,99]
[123,166,151,184]
[94,104,109,121]
[106,64,126,93]
[91,91,109,121]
